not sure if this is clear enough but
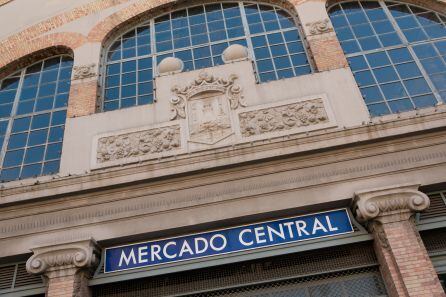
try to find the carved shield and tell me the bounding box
[170,72,246,145]
[187,91,232,144]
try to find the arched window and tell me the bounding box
[328,1,446,116]
[0,56,73,182]
[103,2,311,111]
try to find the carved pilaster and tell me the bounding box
[352,184,445,297]
[353,183,429,224]
[26,239,100,297]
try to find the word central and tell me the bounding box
[105,209,353,273]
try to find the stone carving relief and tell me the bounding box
[26,239,100,278]
[239,98,328,137]
[96,125,181,163]
[306,19,334,35]
[353,184,430,223]
[72,63,96,80]
[170,72,246,145]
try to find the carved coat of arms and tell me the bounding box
[170,72,246,145]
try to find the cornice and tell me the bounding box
[1,107,446,206]
[1,138,446,240]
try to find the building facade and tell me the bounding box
[0,0,446,296]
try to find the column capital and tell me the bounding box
[26,238,100,279]
[353,184,429,224]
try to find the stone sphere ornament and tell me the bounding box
[158,57,184,75]
[222,44,249,63]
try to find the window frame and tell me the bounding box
[328,0,446,116]
[0,55,72,182]
[99,1,313,112]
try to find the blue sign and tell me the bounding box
[105,209,353,273]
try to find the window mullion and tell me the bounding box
[150,18,157,102]
[380,0,409,46]
[0,67,27,176]
[407,44,443,104]
[239,2,259,82]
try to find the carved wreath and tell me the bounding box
[306,19,333,35]
[72,63,96,80]
[170,72,246,120]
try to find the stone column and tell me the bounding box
[353,184,445,297]
[26,239,100,297]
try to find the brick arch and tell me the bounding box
[88,0,304,45]
[0,32,86,80]
[326,0,446,14]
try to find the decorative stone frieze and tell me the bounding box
[26,239,100,297]
[96,125,181,163]
[170,72,246,121]
[353,184,430,223]
[72,63,97,80]
[239,98,329,137]
[306,19,334,36]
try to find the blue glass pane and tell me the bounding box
[48,126,64,142]
[355,70,375,86]
[8,133,27,149]
[431,73,446,90]
[368,102,390,116]
[366,52,390,67]
[42,161,60,175]
[388,48,413,63]
[0,104,13,117]
[31,113,50,129]
[373,66,398,83]
[381,82,407,99]
[12,117,31,133]
[413,44,437,58]
[0,167,20,182]
[28,129,48,146]
[24,146,45,164]
[372,20,394,34]
[348,56,368,71]
[413,94,437,108]
[395,62,422,79]
[379,33,402,47]
[403,78,432,95]
[21,163,42,178]
[388,98,414,113]
[361,85,383,103]
[3,149,25,167]
[0,90,17,103]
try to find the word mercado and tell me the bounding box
[105,209,353,273]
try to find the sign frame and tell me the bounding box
[104,208,354,273]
